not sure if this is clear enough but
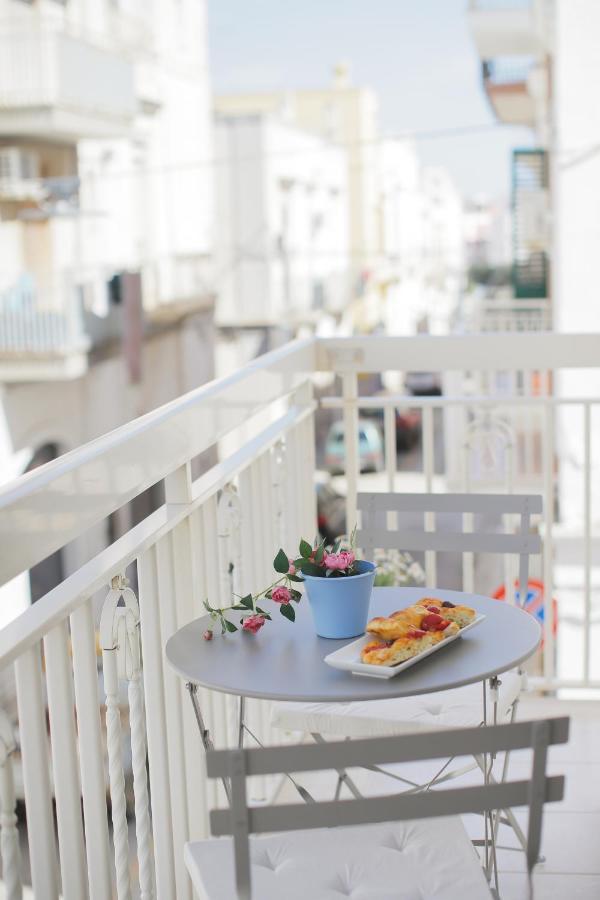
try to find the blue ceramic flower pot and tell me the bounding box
[303,560,376,639]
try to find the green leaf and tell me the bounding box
[300,560,324,577]
[240,594,254,609]
[280,603,296,622]
[288,573,304,583]
[274,548,290,573]
[290,589,302,601]
[203,599,212,613]
[325,568,333,577]
[223,618,238,633]
[332,539,341,554]
[231,604,248,611]
[314,544,325,564]
[299,538,312,559]
[255,607,272,620]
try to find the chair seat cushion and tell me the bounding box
[185,816,490,900]
[271,671,522,738]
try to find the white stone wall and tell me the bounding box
[552,0,600,527]
[214,114,349,329]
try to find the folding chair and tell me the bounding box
[185,717,568,900]
[273,492,542,754]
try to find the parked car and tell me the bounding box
[361,395,421,451]
[404,371,442,396]
[315,476,346,543]
[324,419,384,475]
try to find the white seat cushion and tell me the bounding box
[271,672,522,738]
[185,817,490,900]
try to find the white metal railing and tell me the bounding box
[0,284,89,356]
[459,297,552,334]
[0,332,599,897]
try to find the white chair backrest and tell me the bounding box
[357,492,542,606]
[206,717,568,900]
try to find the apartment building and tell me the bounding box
[0,0,216,615]
[215,67,465,338]
[469,0,600,529]
[214,112,349,374]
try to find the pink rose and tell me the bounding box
[272,586,292,605]
[203,629,213,641]
[288,558,296,575]
[324,551,356,571]
[242,614,266,634]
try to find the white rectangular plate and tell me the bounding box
[323,614,486,679]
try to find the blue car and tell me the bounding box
[324,419,384,475]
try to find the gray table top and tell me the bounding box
[165,587,541,702]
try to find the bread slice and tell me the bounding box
[416,597,476,629]
[366,606,425,639]
[361,621,459,666]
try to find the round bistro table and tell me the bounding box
[166,586,542,880]
[166,586,541,704]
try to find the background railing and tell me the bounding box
[0,332,598,897]
[0,283,89,356]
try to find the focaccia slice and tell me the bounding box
[416,597,476,629]
[366,605,460,640]
[361,622,459,666]
[366,605,425,639]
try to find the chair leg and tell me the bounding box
[311,734,364,799]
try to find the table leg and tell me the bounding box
[186,682,231,804]
[483,679,500,895]
[238,695,245,749]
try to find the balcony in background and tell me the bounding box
[468,0,544,58]
[481,56,540,126]
[0,25,136,141]
[0,280,89,380]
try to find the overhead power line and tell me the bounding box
[11,121,505,189]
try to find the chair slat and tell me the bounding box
[356,527,541,556]
[357,492,543,515]
[206,718,569,779]
[210,775,565,838]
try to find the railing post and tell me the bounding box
[165,465,209,852]
[542,401,556,682]
[0,709,21,900]
[101,575,154,900]
[342,372,359,534]
[422,404,436,585]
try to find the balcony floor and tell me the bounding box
[277,697,600,900]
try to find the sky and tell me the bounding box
[207,0,535,200]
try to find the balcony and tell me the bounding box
[0,281,89,380]
[460,296,552,332]
[0,333,599,896]
[482,57,539,126]
[468,0,544,58]
[0,26,136,141]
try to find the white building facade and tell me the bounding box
[0,0,216,613]
[214,112,349,372]
[215,72,465,340]
[468,0,600,530]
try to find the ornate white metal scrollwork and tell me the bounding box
[100,575,154,900]
[217,484,243,597]
[0,708,21,900]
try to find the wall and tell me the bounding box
[0,307,215,617]
[214,114,348,329]
[553,0,600,527]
